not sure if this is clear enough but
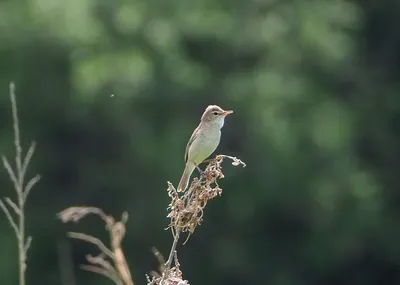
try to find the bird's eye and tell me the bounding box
[213,111,219,115]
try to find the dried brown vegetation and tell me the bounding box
[59,155,245,285]
[0,82,246,285]
[58,207,133,285]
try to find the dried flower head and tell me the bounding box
[147,251,189,285]
[57,206,108,223]
[167,155,245,236]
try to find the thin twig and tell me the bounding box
[5,197,21,216]
[24,236,32,254]
[23,175,41,202]
[67,232,114,259]
[2,156,19,190]
[1,82,40,285]
[113,247,133,285]
[0,200,19,236]
[110,222,134,285]
[165,228,181,269]
[20,142,36,184]
[58,206,108,223]
[81,265,124,285]
[86,254,118,275]
[10,83,22,177]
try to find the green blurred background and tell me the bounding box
[1,0,400,284]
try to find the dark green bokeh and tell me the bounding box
[1,1,400,284]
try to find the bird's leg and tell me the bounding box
[195,164,204,176]
[201,158,211,164]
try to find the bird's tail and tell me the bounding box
[177,162,195,192]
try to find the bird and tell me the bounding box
[177,105,233,192]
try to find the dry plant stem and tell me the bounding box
[0,82,41,285]
[68,232,115,259]
[58,155,245,285]
[152,154,245,285]
[111,222,134,285]
[81,265,123,285]
[165,228,181,270]
[59,207,134,285]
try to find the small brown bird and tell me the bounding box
[177,105,233,192]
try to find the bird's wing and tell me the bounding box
[184,125,200,163]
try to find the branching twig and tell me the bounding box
[5,197,21,216]
[0,82,40,285]
[67,232,114,259]
[165,228,180,270]
[81,265,124,285]
[59,207,134,285]
[0,199,19,235]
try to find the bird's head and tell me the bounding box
[201,105,233,128]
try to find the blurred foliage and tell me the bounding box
[1,0,400,284]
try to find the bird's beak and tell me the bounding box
[222,110,233,116]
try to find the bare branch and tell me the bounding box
[165,229,180,270]
[58,207,108,223]
[9,82,22,176]
[106,220,134,285]
[23,175,41,202]
[113,247,134,285]
[2,82,40,285]
[20,142,36,184]
[0,199,19,236]
[86,254,117,274]
[81,265,123,285]
[5,197,21,216]
[24,236,32,255]
[2,156,19,191]
[67,232,114,259]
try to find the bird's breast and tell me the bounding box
[188,129,221,164]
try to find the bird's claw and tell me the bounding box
[196,165,204,176]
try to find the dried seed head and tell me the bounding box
[167,155,245,236]
[57,206,107,223]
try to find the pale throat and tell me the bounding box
[218,117,226,128]
[198,116,226,137]
[207,116,226,129]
